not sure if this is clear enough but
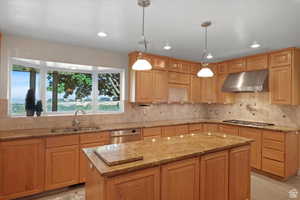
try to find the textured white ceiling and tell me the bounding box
[1,0,300,62]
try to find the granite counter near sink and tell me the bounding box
[0,118,298,141]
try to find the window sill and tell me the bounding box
[10,111,125,118]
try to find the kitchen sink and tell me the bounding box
[51,127,101,133]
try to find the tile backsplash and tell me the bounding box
[207,93,300,128]
[0,101,207,131]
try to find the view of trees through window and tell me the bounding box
[10,60,123,116]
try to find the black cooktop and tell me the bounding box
[222,120,275,127]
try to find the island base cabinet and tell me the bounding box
[0,139,45,200]
[161,158,199,200]
[106,167,160,200]
[229,145,251,200]
[200,150,229,200]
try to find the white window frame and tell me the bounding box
[9,57,125,116]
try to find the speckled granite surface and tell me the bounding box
[83,132,253,177]
[0,118,298,141]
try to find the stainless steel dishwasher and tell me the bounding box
[110,128,142,144]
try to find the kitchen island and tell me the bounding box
[83,132,253,200]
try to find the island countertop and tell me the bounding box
[83,132,253,177]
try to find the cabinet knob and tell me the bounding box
[89,164,94,169]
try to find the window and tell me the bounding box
[9,58,124,116]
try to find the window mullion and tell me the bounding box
[92,70,98,113]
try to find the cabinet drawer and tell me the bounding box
[263,131,285,142]
[168,72,190,85]
[143,127,162,137]
[269,50,292,67]
[189,123,203,131]
[263,140,284,151]
[177,125,189,135]
[80,131,110,144]
[262,158,284,177]
[219,125,239,136]
[46,135,79,148]
[262,148,284,162]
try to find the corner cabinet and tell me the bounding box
[270,48,300,105]
[129,52,168,103]
[0,139,45,200]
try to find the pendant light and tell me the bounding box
[197,21,214,77]
[132,0,152,71]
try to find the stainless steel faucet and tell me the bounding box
[72,109,86,130]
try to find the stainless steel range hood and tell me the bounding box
[222,69,269,93]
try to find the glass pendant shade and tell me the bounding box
[197,67,214,77]
[132,58,152,70]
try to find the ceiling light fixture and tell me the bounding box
[197,21,214,78]
[250,41,261,48]
[97,32,107,38]
[163,43,172,50]
[132,0,152,71]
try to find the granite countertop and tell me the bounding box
[0,118,298,141]
[83,132,253,177]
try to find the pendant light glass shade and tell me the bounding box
[132,58,152,70]
[197,67,214,77]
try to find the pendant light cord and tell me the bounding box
[201,26,208,63]
[142,6,148,52]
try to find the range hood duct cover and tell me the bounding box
[222,69,269,93]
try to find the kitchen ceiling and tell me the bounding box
[0,0,300,62]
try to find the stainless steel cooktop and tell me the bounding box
[222,120,275,127]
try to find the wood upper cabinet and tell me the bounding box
[168,72,190,85]
[190,63,202,75]
[229,145,251,200]
[152,55,168,70]
[135,70,154,103]
[270,65,292,104]
[190,75,202,103]
[239,128,262,169]
[246,54,268,71]
[200,150,229,200]
[201,65,218,103]
[161,158,199,200]
[217,62,228,74]
[218,125,239,136]
[107,167,160,200]
[0,139,45,200]
[153,70,168,102]
[203,123,219,132]
[168,59,191,74]
[228,58,246,73]
[217,74,234,104]
[269,50,292,68]
[45,145,79,190]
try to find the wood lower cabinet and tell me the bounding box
[218,125,239,136]
[143,127,162,138]
[203,123,219,132]
[229,145,251,200]
[0,139,45,200]
[106,167,160,200]
[161,158,199,200]
[200,150,229,200]
[45,145,79,190]
[162,125,189,137]
[239,127,262,169]
[189,123,203,134]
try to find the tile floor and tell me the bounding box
[18,173,300,200]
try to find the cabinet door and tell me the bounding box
[270,66,292,104]
[217,62,228,74]
[219,125,239,136]
[203,124,219,132]
[168,72,190,85]
[200,150,229,200]
[152,56,168,70]
[80,142,107,183]
[190,63,201,75]
[107,167,160,200]
[228,58,246,73]
[239,127,262,169]
[190,75,202,103]
[153,70,168,103]
[136,70,153,103]
[45,145,79,190]
[201,76,217,103]
[246,54,268,71]
[162,158,199,200]
[0,139,45,200]
[179,61,191,74]
[168,59,181,72]
[269,50,292,68]
[229,146,251,200]
[143,127,162,138]
[217,74,234,104]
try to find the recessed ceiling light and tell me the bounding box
[250,41,261,48]
[97,32,107,38]
[206,53,213,59]
[163,43,172,50]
